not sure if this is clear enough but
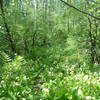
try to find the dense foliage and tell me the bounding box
[0,0,100,100]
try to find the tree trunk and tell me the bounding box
[0,0,16,54]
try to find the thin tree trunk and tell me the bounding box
[94,20,99,63]
[0,0,16,54]
[88,17,98,64]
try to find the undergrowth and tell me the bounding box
[0,54,100,100]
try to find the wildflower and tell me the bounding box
[43,88,49,94]
[83,75,88,81]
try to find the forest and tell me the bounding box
[0,0,100,100]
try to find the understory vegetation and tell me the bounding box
[0,0,100,100]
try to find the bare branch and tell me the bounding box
[60,0,100,21]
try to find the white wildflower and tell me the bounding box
[43,88,49,93]
[83,75,88,81]
[84,96,95,100]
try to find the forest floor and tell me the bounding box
[0,46,100,100]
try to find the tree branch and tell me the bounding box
[60,0,100,21]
